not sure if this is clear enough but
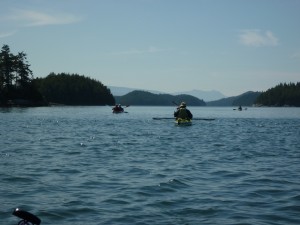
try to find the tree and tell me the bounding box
[34,73,115,105]
[0,45,14,92]
[0,44,43,105]
[255,82,300,106]
[14,52,33,88]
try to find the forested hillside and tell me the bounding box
[232,91,262,106]
[1,44,115,106]
[255,82,300,106]
[34,73,115,106]
[115,90,206,106]
[0,44,44,106]
[206,91,261,106]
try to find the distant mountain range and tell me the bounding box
[108,86,226,102]
[206,91,262,106]
[172,90,226,101]
[110,82,300,107]
[110,86,261,106]
[115,90,206,106]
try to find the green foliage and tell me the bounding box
[35,73,115,105]
[115,90,206,106]
[0,44,43,105]
[255,82,300,106]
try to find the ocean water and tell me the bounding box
[1,106,300,225]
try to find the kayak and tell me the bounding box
[112,110,124,113]
[111,104,130,113]
[113,110,128,114]
[175,118,192,126]
[152,117,215,121]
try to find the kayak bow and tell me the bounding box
[175,118,192,126]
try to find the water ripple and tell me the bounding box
[1,107,300,225]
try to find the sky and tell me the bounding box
[0,0,299,96]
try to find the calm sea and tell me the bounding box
[1,106,300,225]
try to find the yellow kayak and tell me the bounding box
[175,118,192,126]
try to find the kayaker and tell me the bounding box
[112,104,124,113]
[174,102,193,120]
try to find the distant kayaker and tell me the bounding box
[174,102,193,120]
[112,104,124,113]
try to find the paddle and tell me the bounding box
[172,101,179,106]
[153,117,215,121]
[107,104,130,108]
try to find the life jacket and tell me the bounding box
[177,108,189,119]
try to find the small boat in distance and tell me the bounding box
[111,104,129,113]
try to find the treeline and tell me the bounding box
[115,90,206,106]
[35,73,115,106]
[0,45,44,106]
[255,82,300,106]
[0,44,115,106]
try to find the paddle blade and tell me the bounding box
[13,208,41,225]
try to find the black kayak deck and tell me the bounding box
[152,117,215,121]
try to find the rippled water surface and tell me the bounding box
[1,106,300,225]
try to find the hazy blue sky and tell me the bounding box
[1,0,299,96]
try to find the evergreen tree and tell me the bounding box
[0,44,43,105]
[34,73,115,106]
[14,52,33,88]
[0,45,14,93]
[255,82,300,106]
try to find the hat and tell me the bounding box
[180,102,186,107]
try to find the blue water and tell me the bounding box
[1,106,300,225]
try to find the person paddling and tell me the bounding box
[174,102,193,120]
[112,104,124,113]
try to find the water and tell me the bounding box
[1,106,300,225]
